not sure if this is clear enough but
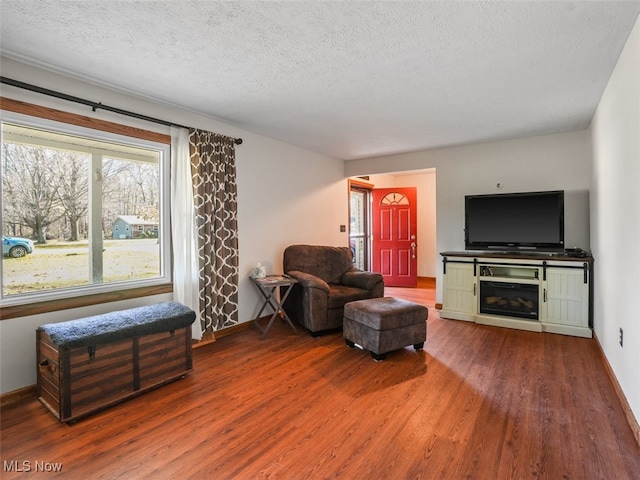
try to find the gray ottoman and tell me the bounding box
[343,297,428,361]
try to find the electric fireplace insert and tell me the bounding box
[479,281,539,320]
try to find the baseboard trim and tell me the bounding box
[1,385,36,409]
[594,332,640,447]
[192,321,254,348]
[215,321,252,339]
[417,276,435,288]
[192,333,217,349]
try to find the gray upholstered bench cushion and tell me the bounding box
[344,297,427,330]
[38,302,196,347]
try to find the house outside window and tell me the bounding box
[0,110,171,306]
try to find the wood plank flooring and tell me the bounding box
[2,283,639,479]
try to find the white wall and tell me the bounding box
[366,170,437,277]
[346,130,592,304]
[590,15,640,425]
[0,58,348,394]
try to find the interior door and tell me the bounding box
[372,187,418,287]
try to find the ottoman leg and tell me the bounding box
[371,352,387,361]
[345,339,355,348]
[414,342,424,350]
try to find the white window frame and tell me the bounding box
[0,110,172,307]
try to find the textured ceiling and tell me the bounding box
[1,1,639,160]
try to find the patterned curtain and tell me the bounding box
[189,128,239,334]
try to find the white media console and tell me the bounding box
[440,251,593,338]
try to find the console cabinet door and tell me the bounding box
[543,268,589,327]
[443,262,476,317]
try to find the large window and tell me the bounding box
[1,111,171,307]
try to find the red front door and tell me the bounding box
[372,187,418,287]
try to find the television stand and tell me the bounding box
[440,251,593,338]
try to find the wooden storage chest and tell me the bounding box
[36,302,195,422]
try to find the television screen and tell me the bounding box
[465,190,564,251]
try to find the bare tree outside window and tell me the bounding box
[2,143,63,244]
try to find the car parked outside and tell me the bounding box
[2,236,35,258]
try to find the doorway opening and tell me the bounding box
[347,169,437,291]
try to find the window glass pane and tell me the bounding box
[381,192,409,205]
[1,121,166,300]
[350,191,366,235]
[349,189,369,271]
[102,156,160,283]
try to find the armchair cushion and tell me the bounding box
[327,284,374,309]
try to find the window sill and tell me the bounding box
[0,283,173,320]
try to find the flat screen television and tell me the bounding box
[465,190,564,251]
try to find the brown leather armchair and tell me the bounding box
[283,245,384,335]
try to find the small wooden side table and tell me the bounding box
[250,275,298,339]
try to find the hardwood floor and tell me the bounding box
[2,282,639,479]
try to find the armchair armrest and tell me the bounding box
[286,270,330,293]
[341,269,384,291]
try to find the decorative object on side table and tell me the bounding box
[251,263,267,278]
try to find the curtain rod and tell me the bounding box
[0,76,243,145]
